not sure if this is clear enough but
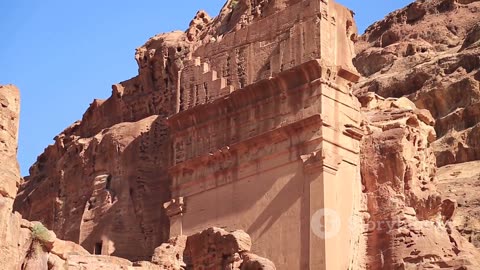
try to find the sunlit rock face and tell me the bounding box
[0,84,29,270]
[353,0,480,254]
[359,94,480,269]
[354,0,480,167]
[13,0,361,264]
[10,0,480,268]
[0,85,138,270]
[0,84,20,209]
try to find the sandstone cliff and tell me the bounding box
[0,85,126,269]
[353,0,480,253]
[354,0,480,167]
[359,94,480,269]
[9,0,480,269]
[437,161,480,248]
[14,0,358,262]
[1,84,275,269]
[0,84,29,269]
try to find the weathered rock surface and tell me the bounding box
[0,84,21,206]
[437,161,480,248]
[354,0,480,167]
[14,0,358,262]
[151,227,275,270]
[0,85,139,269]
[1,84,273,269]
[354,0,480,254]
[15,114,171,261]
[0,84,30,270]
[9,0,480,269]
[360,93,480,269]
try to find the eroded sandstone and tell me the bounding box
[437,161,480,248]
[7,0,480,269]
[14,0,360,264]
[354,0,480,167]
[354,0,480,251]
[151,227,275,270]
[360,93,480,269]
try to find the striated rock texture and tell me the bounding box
[0,85,132,269]
[15,114,171,261]
[0,84,21,208]
[354,0,480,167]
[360,93,480,269]
[0,84,30,270]
[0,84,273,269]
[14,0,358,262]
[436,161,480,248]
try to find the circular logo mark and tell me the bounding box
[311,208,341,239]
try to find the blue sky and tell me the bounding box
[0,0,412,176]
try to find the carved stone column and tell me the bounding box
[164,197,185,237]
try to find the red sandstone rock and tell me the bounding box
[15,115,171,261]
[354,0,480,167]
[0,84,238,270]
[354,0,480,252]
[437,161,480,248]
[7,0,480,269]
[360,93,480,269]
[151,235,187,269]
[14,0,359,265]
[150,227,275,270]
[0,85,20,205]
[0,84,32,270]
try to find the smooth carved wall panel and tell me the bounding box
[167,59,364,269]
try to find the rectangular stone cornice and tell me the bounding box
[337,66,360,83]
[169,114,322,174]
[167,59,336,132]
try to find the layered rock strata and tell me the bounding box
[354,0,480,167]
[359,93,480,269]
[436,161,480,248]
[1,84,274,269]
[353,0,480,251]
[14,0,361,265]
[10,0,480,269]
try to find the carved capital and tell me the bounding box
[322,149,343,175]
[301,149,343,175]
[301,150,323,173]
[337,67,360,83]
[163,197,185,218]
[343,124,364,141]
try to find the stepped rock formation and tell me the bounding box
[0,85,274,269]
[15,0,362,267]
[8,0,480,269]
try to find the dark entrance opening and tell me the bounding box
[94,241,102,255]
[106,175,112,190]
